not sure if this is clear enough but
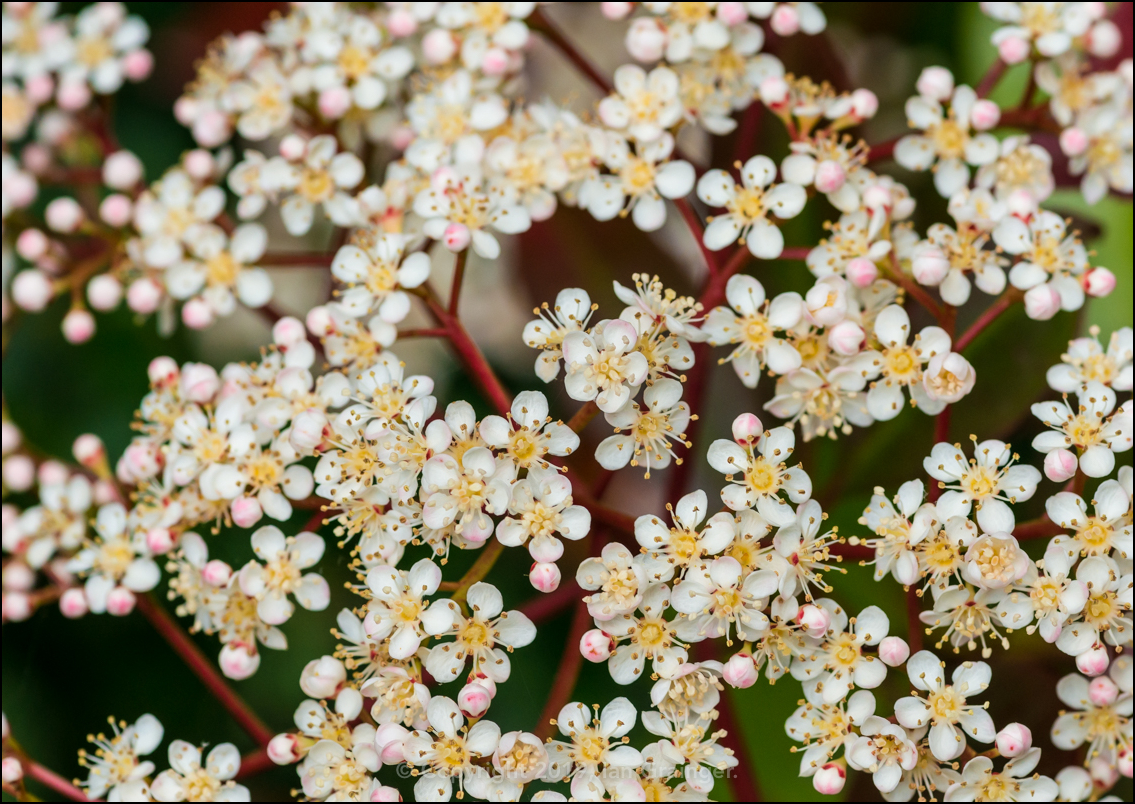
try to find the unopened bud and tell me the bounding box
[12,270,54,312]
[72,433,104,467]
[995,722,1032,757]
[231,496,263,529]
[45,196,85,233]
[126,277,163,314]
[998,35,1030,65]
[62,308,96,344]
[828,320,865,356]
[1088,676,1119,707]
[458,682,492,717]
[879,636,911,667]
[301,655,347,699]
[267,733,301,765]
[59,587,89,619]
[146,527,176,555]
[845,257,879,289]
[912,247,950,286]
[813,763,846,795]
[722,652,759,688]
[219,642,260,679]
[1,757,23,784]
[103,150,143,189]
[1083,267,1116,298]
[969,99,1000,131]
[1075,645,1110,677]
[202,560,233,587]
[87,274,123,311]
[731,413,763,444]
[530,562,561,592]
[1043,449,1078,483]
[814,160,846,194]
[580,629,613,662]
[1059,127,1089,157]
[105,586,136,616]
[442,222,471,252]
[422,28,457,64]
[798,604,831,637]
[916,66,954,101]
[770,4,800,36]
[1023,284,1061,321]
[99,193,133,227]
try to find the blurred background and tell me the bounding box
[3,3,1132,800]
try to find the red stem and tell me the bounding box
[519,579,583,625]
[529,8,613,95]
[448,250,467,316]
[135,594,275,747]
[235,749,275,781]
[906,586,924,654]
[934,406,951,447]
[258,252,335,267]
[954,289,1022,352]
[976,58,1007,99]
[674,198,720,276]
[398,327,449,339]
[867,137,897,164]
[533,598,592,741]
[423,292,512,417]
[24,760,91,802]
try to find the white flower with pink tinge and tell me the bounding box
[641,709,739,793]
[992,210,1090,315]
[496,471,590,563]
[598,65,683,143]
[923,438,1041,534]
[602,582,688,683]
[1055,556,1133,657]
[1046,327,1133,393]
[944,748,1058,802]
[402,696,500,802]
[792,602,891,704]
[1031,381,1133,479]
[561,319,650,414]
[596,377,692,477]
[259,135,365,235]
[364,558,456,660]
[1050,660,1132,762]
[479,390,580,473]
[424,581,536,684]
[1045,479,1132,560]
[702,274,804,389]
[580,133,695,232]
[634,489,735,581]
[707,422,811,526]
[845,715,919,794]
[696,155,808,259]
[421,447,512,541]
[237,526,330,627]
[67,502,160,615]
[861,304,953,421]
[577,542,648,621]
[671,555,777,645]
[412,174,531,260]
[894,650,996,762]
[151,741,249,802]
[523,288,596,383]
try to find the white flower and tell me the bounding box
[1000,540,1086,642]
[764,365,874,442]
[1047,327,1134,393]
[1055,556,1132,656]
[785,687,876,777]
[603,582,688,683]
[706,425,811,525]
[974,135,1054,203]
[496,471,590,562]
[561,319,650,413]
[523,288,596,383]
[78,713,164,800]
[805,210,894,279]
[151,741,249,802]
[330,233,431,322]
[984,2,1097,59]
[421,447,512,542]
[923,438,1041,534]
[403,697,500,801]
[581,133,694,232]
[1045,480,1133,559]
[858,479,939,585]
[262,135,364,235]
[696,155,808,258]
[596,377,691,477]
[1067,102,1133,205]
[365,558,455,659]
[915,222,1007,307]
[166,222,272,316]
[634,489,734,580]
[221,61,293,141]
[68,503,160,614]
[598,64,682,143]
[15,473,91,569]
[577,542,647,621]
[671,555,777,645]
[846,715,919,795]
[298,728,380,801]
[920,582,1013,657]
[992,210,1091,314]
[545,697,642,782]
[862,305,953,420]
[944,749,1058,802]
[413,173,531,259]
[60,3,149,96]
[1032,381,1133,478]
[425,581,536,684]
[895,78,1000,197]
[793,603,891,704]
[702,274,804,388]
[405,69,506,167]
[894,650,996,761]
[132,169,225,268]
[237,526,329,626]
[641,710,739,793]
[479,390,580,472]
[962,532,1031,591]
[1050,664,1132,760]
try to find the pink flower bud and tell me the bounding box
[3,455,35,492]
[103,150,143,189]
[1118,744,1134,778]
[850,88,879,120]
[442,222,471,252]
[59,587,89,619]
[15,228,48,260]
[530,562,561,593]
[62,309,96,344]
[183,149,216,180]
[389,124,414,151]
[21,143,51,174]
[814,160,846,194]
[912,247,950,286]
[106,586,136,616]
[38,460,67,486]
[798,604,831,637]
[272,317,306,348]
[626,18,666,62]
[25,72,53,104]
[1059,127,1089,157]
[732,412,764,444]
[123,49,153,82]
[306,305,334,337]
[184,364,221,405]
[56,80,91,110]
[468,671,497,698]
[219,642,261,679]
[267,733,301,765]
[1005,189,1037,219]
[1089,675,1119,707]
[182,297,216,329]
[99,193,133,227]
[173,96,197,125]
[916,66,955,101]
[73,433,104,467]
[192,109,230,148]
[879,636,911,667]
[45,196,85,233]
[92,480,117,505]
[995,722,1032,757]
[1023,284,1061,321]
[1083,267,1116,298]
[12,269,54,312]
[376,724,409,764]
[422,29,457,64]
[1089,755,1119,788]
[722,652,759,689]
[969,99,1000,131]
[580,629,614,662]
[760,75,790,107]
[1086,20,1121,58]
[1043,449,1078,483]
[202,560,233,587]
[862,184,892,210]
[1,757,23,784]
[813,763,846,795]
[301,655,347,699]
[829,320,865,355]
[716,2,748,25]
[844,257,878,289]
[770,4,800,35]
[458,682,492,717]
[998,35,1030,65]
[126,277,163,314]
[3,591,31,621]
[368,785,401,802]
[87,274,123,311]
[602,2,634,20]
[146,527,176,555]
[4,169,37,209]
[318,86,352,120]
[148,356,179,386]
[482,47,509,76]
[290,410,328,453]
[231,496,263,529]
[1075,645,1110,677]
